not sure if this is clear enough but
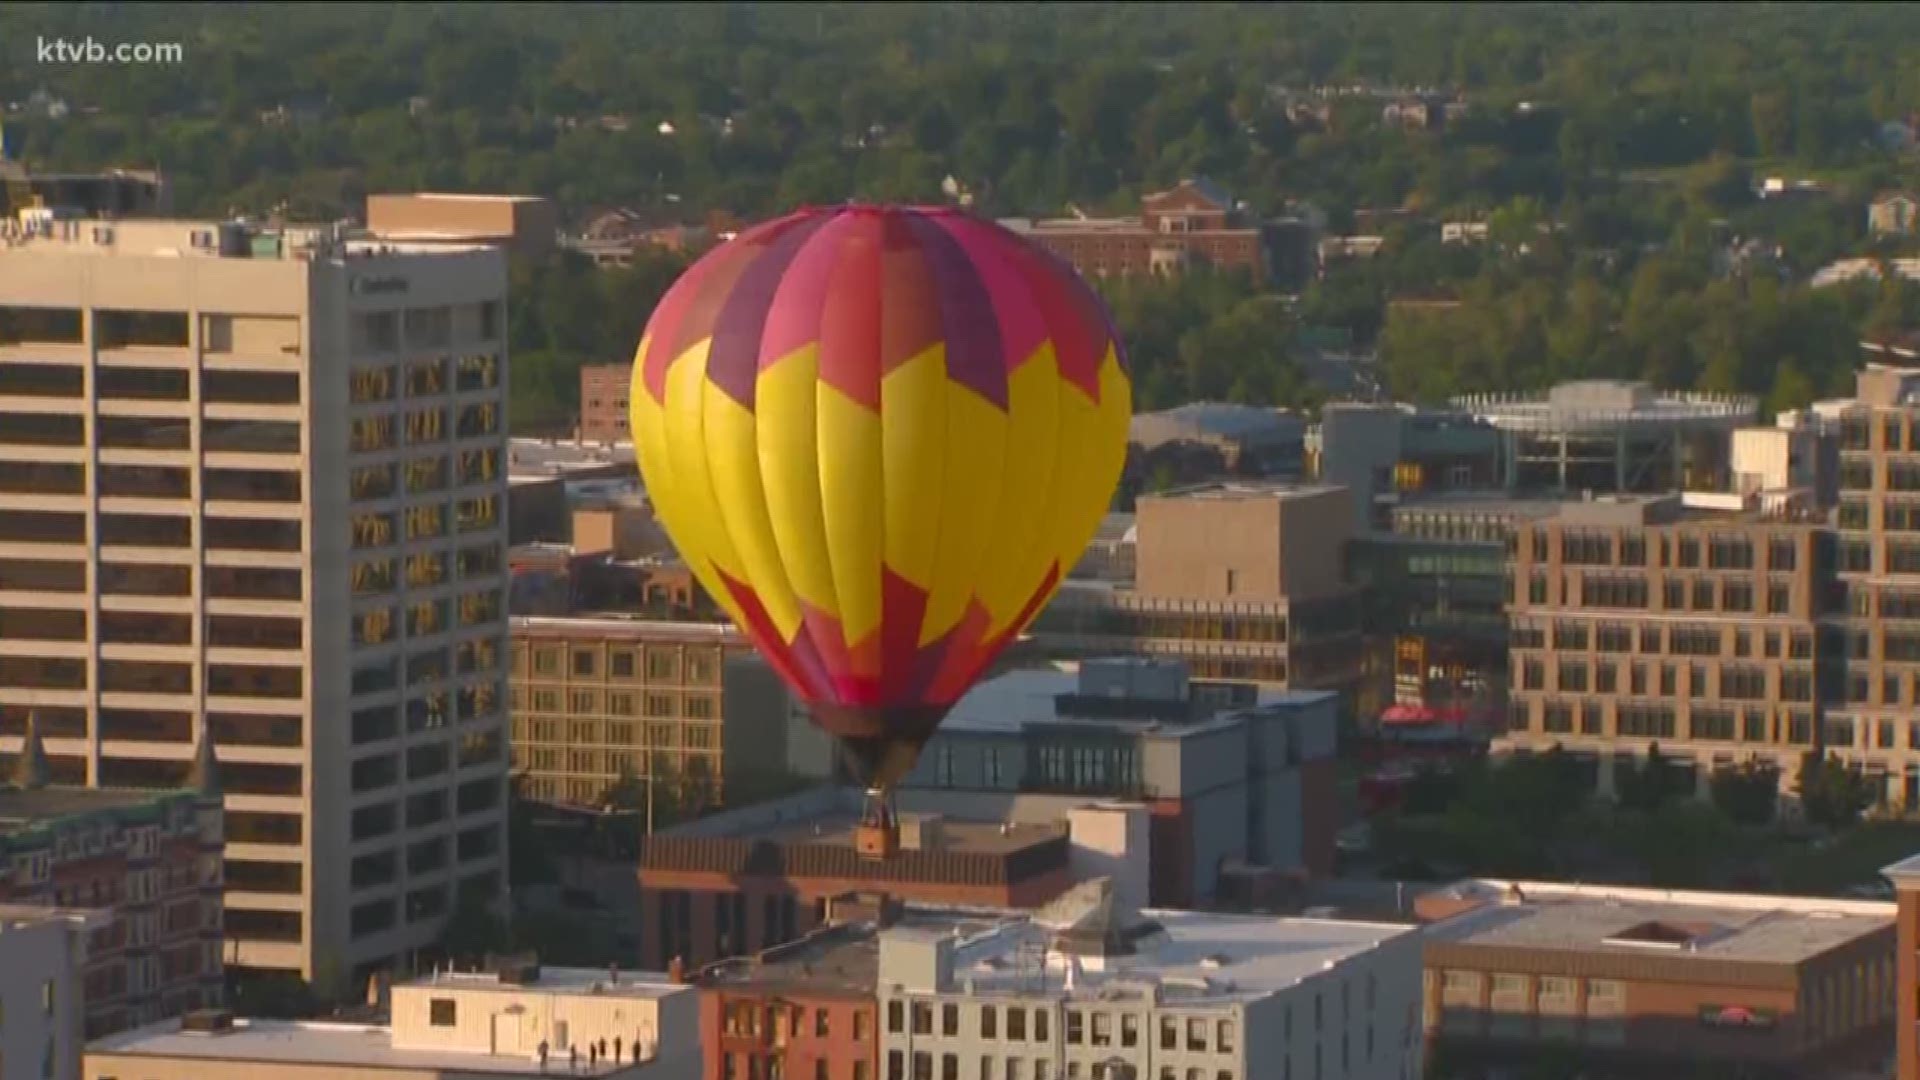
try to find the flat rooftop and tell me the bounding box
[754,813,1064,856]
[1145,480,1344,502]
[1423,880,1893,965]
[699,908,1009,994]
[88,1018,639,1076]
[510,614,742,645]
[0,785,167,834]
[408,965,683,1002]
[940,663,1319,736]
[949,909,1413,1004]
[706,907,1412,1006]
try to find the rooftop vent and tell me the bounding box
[180,1008,236,1035]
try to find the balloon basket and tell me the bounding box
[855,787,900,861]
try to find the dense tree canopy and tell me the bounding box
[8,3,1918,222]
[8,3,1920,424]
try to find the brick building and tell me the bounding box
[699,907,881,1080]
[1001,179,1270,282]
[0,719,224,1037]
[579,363,633,446]
[1421,879,1894,1077]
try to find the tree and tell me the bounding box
[1709,760,1780,826]
[1615,743,1691,812]
[438,890,510,965]
[1798,751,1877,830]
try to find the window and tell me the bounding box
[1121,1013,1139,1048]
[944,1003,960,1036]
[430,998,456,1026]
[889,1001,904,1034]
[1007,1008,1025,1041]
[1187,1017,1206,1051]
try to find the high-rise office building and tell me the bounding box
[0,215,511,994]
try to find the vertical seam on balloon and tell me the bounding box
[762,216,845,703]
[942,214,1065,640]
[904,214,1010,655]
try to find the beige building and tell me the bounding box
[509,616,789,808]
[0,905,107,1080]
[84,963,701,1079]
[1499,493,1827,794]
[1032,484,1364,710]
[366,193,559,260]
[0,214,512,992]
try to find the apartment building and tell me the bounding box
[1,727,224,1037]
[0,214,512,992]
[1825,367,1920,803]
[508,616,788,808]
[1420,879,1894,1076]
[1500,494,1829,794]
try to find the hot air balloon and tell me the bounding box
[629,205,1131,854]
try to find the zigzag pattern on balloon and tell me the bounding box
[630,204,1132,740]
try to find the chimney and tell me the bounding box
[667,956,686,985]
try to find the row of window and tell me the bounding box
[348,354,502,404]
[0,559,301,600]
[514,687,719,722]
[348,403,499,452]
[1530,531,1797,573]
[350,496,499,548]
[0,364,299,403]
[1518,658,1812,702]
[521,642,725,684]
[0,510,305,551]
[1519,698,1820,746]
[1514,619,1814,659]
[349,305,501,357]
[349,448,500,501]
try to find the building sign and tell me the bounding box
[1698,1005,1777,1030]
[351,275,409,297]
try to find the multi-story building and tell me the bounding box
[508,615,788,808]
[0,904,108,1080]
[698,902,882,1080]
[1030,484,1363,714]
[579,363,634,445]
[808,658,1340,906]
[1,724,224,1036]
[0,212,512,992]
[1309,403,1503,535]
[1000,179,1270,282]
[876,880,1425,1080]
[84,960,702,1080]
[1351,495,1563,713]
[1499,493,1830,795]
[1419,879,1894,1077]
[1823,366,1920,805]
